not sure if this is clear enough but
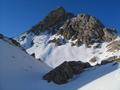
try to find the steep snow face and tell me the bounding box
[78,64,120,90]
[0,39,120,90]
[16,32,120,68]
[0,39,51,90]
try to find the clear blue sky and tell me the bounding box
[0,0,120,37]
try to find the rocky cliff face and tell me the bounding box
[57,13,117,47]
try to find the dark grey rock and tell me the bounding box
[9,38,20,47]
[0,33,4,39]
[100,60,114,65]
[48,38,66,46]
[28,7,74,35]
[31,53,35,58]
[43,61,73,84]
[43,61,91,84]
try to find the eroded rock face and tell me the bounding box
[69,61,91,74]
[48,37,66,46]
[107,40,120,52]
[43,61,91,84]
[57,13,117,47]
[102,28,117,42]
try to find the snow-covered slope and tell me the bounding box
[0,39,51,90]
[16,31,120,68]
[1,38,120,90]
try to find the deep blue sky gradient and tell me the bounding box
[0,0,120,37]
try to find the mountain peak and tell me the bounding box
[29,7,74,34]
[52,6,65,13]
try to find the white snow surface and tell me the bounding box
[18,32,120,68]
[0,39,120,90]
[0,39,51,90]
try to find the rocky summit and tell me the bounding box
[29,7,74,35]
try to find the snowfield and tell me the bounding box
[0,39,51,90]
[0,38,120,90]
[17,32,120,68]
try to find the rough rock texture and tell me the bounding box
[102,28,117,42]
[48,37,66,46]
[29,7,74,35]
[57,13,117,47]
[89,57,97,63]
[107,40,120,52]
[43,61,91,84]
[68,61,91,74]
[93,43,101,49]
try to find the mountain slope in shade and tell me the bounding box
[0,37,51,90]
[0,37,120,90]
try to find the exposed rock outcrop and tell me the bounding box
[102,28,117,42]
[0,33,4,39]
[57,13,117,47]
[9,38,20,47]
[107,40,120,52]
[43,61,91,84]
[89,57,97,63]
[48,37,66,46]
[101,60,113,65]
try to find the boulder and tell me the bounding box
[43,61,73,84]
[69,61,91,74]
[89,57,97,63]
[43,61,91,84]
